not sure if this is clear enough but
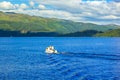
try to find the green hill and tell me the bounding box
[95,29,120,37]
[0,11,120,36]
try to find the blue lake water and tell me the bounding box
[0,37,120,80]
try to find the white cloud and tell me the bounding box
[38,10,73,19]
[29,1,34,8]
[19,3,28,10]
[100,15,120,19]
[32,0,82,13]
[0,0,120,25]
[14,4,19,9]
[38,4,46,10]
[0,1,29,10]
[0,1,14,9]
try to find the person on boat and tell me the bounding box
[45,46,58,54]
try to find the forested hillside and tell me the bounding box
[95,29,120,37]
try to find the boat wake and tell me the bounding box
[58,52,120,61]
[46,52,120,80]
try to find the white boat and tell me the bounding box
[45,46,58,54]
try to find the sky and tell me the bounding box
[0,0,120,25]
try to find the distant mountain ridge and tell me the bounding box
[0,11,120,37]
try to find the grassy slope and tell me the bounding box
[0,11,119,35]
[95,29,120,37]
